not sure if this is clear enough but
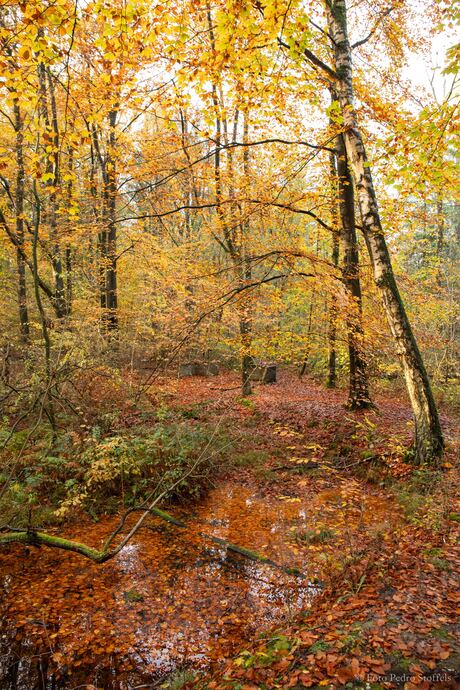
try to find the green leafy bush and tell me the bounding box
[0,419,229,526]
[56,421,224,517]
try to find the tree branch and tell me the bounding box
[351,7,395,50]
[0,208,55,300]
[0,504,304,577]
[277,37,337,80]
[248,199,335,233]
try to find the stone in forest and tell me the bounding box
[249,364,277,384]
[179,362,219,377]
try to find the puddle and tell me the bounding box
[0,480,401,688]
[0,484,315,689]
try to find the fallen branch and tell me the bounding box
[0,504,305,578]
[148,506,305,578]
[0,450,206,562]
[272,461,319,472]
[0,529,109,562]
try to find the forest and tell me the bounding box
[0,0,459,688]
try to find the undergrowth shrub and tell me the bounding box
[434,381,460,416]
[56,422,222,517]
[0,417,230,527]
[393,468,454,530]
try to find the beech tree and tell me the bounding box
[0,0,456,464]
[0,7,459,689]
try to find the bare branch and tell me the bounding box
[351,7,395,50]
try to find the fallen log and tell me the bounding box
[147,506,305,578]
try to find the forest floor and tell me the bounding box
[1,370,460,690]
[165,370,460,690]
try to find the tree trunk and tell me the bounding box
[13,102,29,342]
[325,0,443,463]
[326,241,339,388]
[299,289,316,378]
[239,113,253,396]
[436,194,444,258]
[240,315,253,396]
[327,152,339,388]
[334,130,372,409]
[224,104,253,396]
[38,62,67,320]
[46,67,67,320]
[32,183,56,434]
[65,247,72,312]
[207,12,253,396]
[98,228,107,313]
[65,144,74,315]
[105,109,118,331]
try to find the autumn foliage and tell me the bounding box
[0,0,459,687]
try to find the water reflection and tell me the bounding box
[1,480,401,689]
[0,484,315,689]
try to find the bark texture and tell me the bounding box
[13,103,29,341]
[334,130,372,409]
[105,109,118,331]
[327,151,339,389]
[37,62,68,320]
[325,0,443,463]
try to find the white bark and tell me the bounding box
[324,0,443,463]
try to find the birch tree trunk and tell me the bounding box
[325,0,443,463]
[335,130,372,409]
